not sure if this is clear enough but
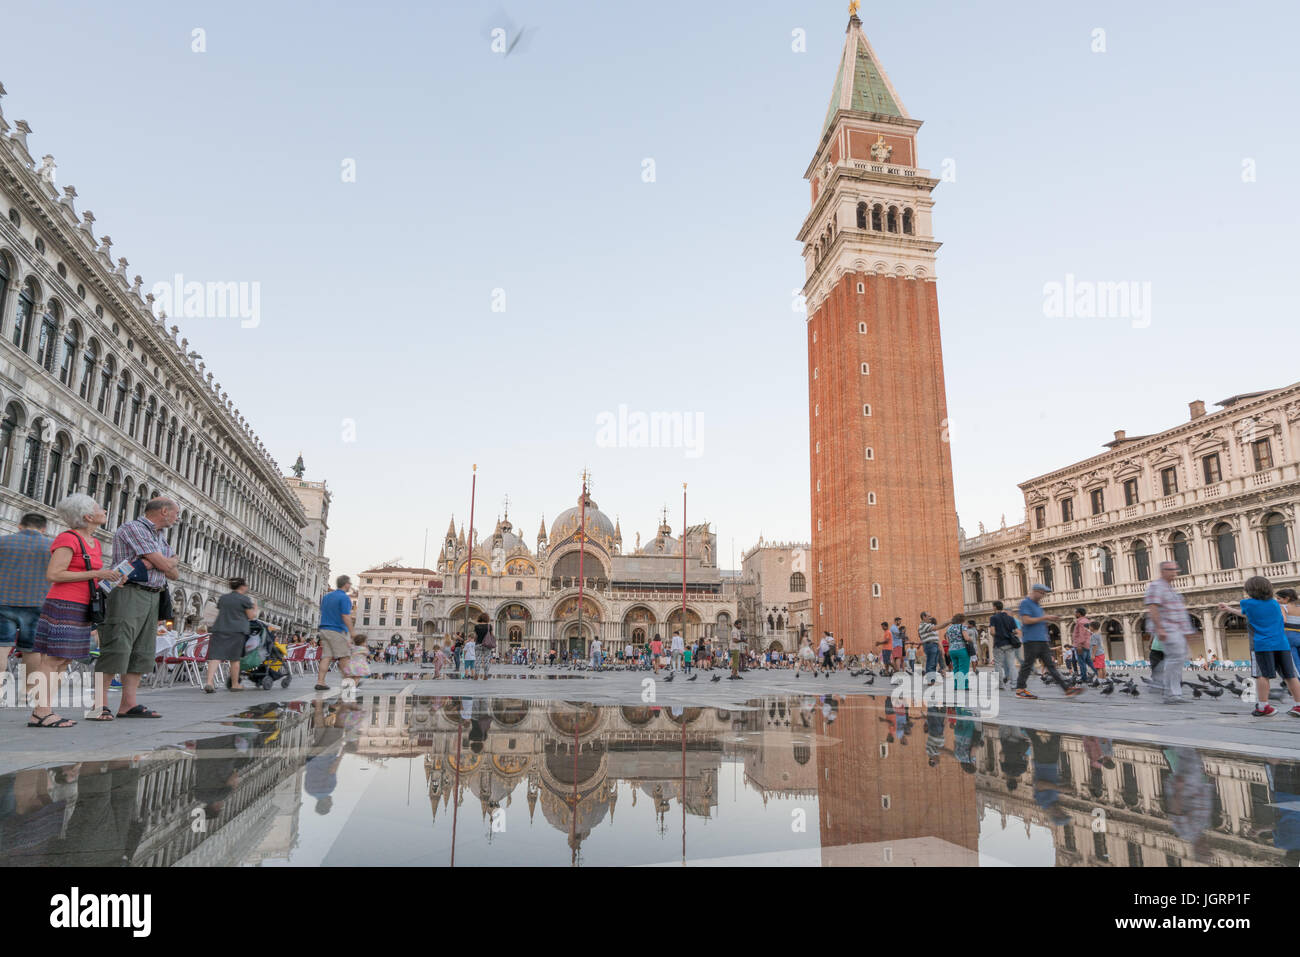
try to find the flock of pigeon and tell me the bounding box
[519,660,1279,701]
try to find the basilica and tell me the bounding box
[412,491,738,657]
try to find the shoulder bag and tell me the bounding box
[74,533,108,626]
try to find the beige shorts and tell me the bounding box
[318,629,351,660]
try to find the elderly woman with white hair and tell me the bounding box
[27,494,123,728]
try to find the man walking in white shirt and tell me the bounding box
[670,631,685,672]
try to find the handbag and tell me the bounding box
[157,585,173,623]
[481,626,497,650]
[74,533,108,626]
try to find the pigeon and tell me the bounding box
[795,671,800,679]
[710,674,722,682]
[1099,679,1115,695]
[688,674,698,681]
[863,673,875,685]
[663,672,674,683]
[1122,680,1140,697]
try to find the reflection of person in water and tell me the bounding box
[193,733,254,821]
[999,725,1031,793]
[951,708,979,773]
[0,764,81,864]
[466,697,491,754]
[925,706,946,765]
[879,698,897,742]
[1028,730,1068,826]
[305,700,346,816]
[52,759,143,866]
[1162,746,1213,862]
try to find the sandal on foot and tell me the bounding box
[86,707,115,721]
[29,713,77,729]
[117,705,162,718]
[204,686,216,694]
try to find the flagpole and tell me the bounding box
[681,483,687,646]
[462,465,477,647]
[575,470,588,663]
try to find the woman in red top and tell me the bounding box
[650,634,663,674]
[28,494,122,728]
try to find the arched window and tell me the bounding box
[1264,512,1290,563]
[103,467,120,529]
[1037,558,1054,591]
[59,320,80,387]
[1214,523,1237,570]
[143,396,157,451]
[871,204,882,231]
[902,208,914,234]
[113,371,129,426]
[1097,546,1114,586]
[972,571,984,603]
[1132,540,1150,582]
[12,279,36,352]
[165,417,177,465]
[886,206,898,233]
[1170,532,1191,575]
[87,455,103,499]
[1067,552,1082,590]
[79,338,98,400]
[0,253,10,322]
[43,433,69,506]
[0,403,21,488]
[856,202,867,229]
[36,301,59,371]
[128,385,144,438]
[790,572,806,592]
[19,419,44,499]
[118,477,133,528]
[67,444,86,497]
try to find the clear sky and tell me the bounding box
[8,0,1298,575]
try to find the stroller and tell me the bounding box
[239,620,292,690]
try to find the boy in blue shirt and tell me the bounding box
[1219,576,1300,718]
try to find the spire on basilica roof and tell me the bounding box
[820,6,910,140]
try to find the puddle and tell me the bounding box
[1,694,1296,866]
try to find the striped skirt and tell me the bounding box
[32,597,95,661]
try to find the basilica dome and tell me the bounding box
[549,493,617,545]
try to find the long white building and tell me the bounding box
[961,385,1300,661]
[0,82,324,634]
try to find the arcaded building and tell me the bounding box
[0,84,324,634]
[961,385,1300,661]
[801,11,962,655]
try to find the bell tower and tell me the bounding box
[800,6,961,653]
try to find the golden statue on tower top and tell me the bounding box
[849,0,860,16]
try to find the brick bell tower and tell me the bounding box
[800,6,961,655]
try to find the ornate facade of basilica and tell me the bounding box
[413,491,738,655]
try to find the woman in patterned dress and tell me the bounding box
[28,494,123,729]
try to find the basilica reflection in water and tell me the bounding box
[1,693,1296,866]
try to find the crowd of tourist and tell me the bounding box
[5,498,1300,726]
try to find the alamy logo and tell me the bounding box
[889,670,1000,717]
[151,273,261,329]
[595,405,704,459]
[1042,273,1151,329]
[49,888,151,937]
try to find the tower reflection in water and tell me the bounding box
[1,694,1295,866]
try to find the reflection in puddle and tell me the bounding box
[1,694,1296,866]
